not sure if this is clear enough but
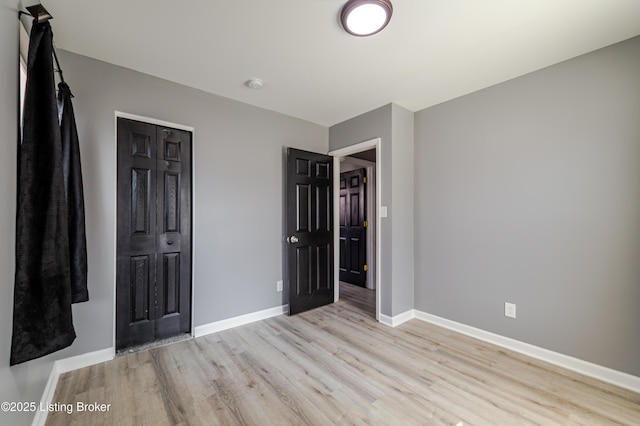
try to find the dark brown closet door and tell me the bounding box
[116,118,192,350]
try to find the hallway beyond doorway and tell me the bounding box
[339,281,375,318]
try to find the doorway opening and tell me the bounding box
[329,138,381,321]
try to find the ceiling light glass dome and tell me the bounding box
[341,0,393,37]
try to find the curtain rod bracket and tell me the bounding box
[24,4,53,23]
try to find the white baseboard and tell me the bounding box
[378,313,393,327]
[379,309,415,328]
[413,310,640,394]
[194,305,287,338]
[54,347,115,374]
[32,347,115,426]
[31,363,60,426]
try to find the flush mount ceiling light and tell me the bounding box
[341,0,393,37]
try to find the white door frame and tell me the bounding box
[329,138,381,321]
[113,111,196,350]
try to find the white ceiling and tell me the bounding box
[43,0,640,127]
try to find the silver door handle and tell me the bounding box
[287,236,299,244]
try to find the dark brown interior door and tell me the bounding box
[339,168,367,287]
[286,148,334,315]
[116,118,192,350]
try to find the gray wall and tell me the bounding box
[390,105,414,315]
[329,103,415,317]
[414,36,640,376]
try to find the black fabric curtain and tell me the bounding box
[58,82,88,303]
[11,20,88,366]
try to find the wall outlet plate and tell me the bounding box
[276,280,283,292]
[505,302,516,318]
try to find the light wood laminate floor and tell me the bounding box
[47,284,639,425]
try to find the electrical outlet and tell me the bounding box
[276,280,283,292]
[505,302,516,318]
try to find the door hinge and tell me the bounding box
[364,220,368,227]
[364,264,369,272]
[363,177,367,184]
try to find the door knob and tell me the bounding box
[287,236,299,244]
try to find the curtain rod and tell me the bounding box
[51,45,65,84]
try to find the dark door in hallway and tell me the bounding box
[116,118,192,350]
[339,168,367,287]
[286,148,334,315]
